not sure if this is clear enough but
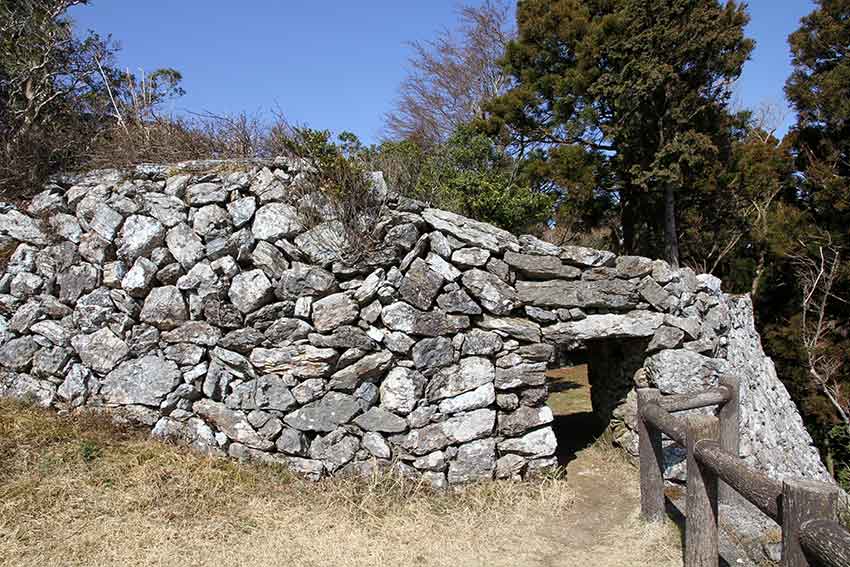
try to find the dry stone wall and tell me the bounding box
[0,158,829,486]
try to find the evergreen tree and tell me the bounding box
[485,0,753,265]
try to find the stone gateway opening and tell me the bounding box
[0,159,829,488]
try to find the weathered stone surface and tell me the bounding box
[265,317,313,343]
[249,345,337,378]
[194,399,272,450]
[101,355,181,406]
[411,337,454,372]
[498,426,557,457]
[644,348,728,394]
[122,257,158,298]
[0,337,40,370]
[229,269,274,314]
[309,428,359,472]
[277,263,337,300]
[57,264,99,303]
[438,382,495,414]
[309,326,375,351]
[312,292,359,332]
[276,427,309,456]
[140,286,188,329]
[162,321,221,346]
[447,438,495,483]
[498,405,553,436]
[436,287,481,315]
[283,392,360,432]
[380,367,426,415]
[560,245,615,267]
[399,257,444,310]
[516,279,637,310]
[422,208,518,252]
[166,223,205,269]
[0,372,55,406]
[460,269,519,315]
[294,221,344,265]
[542,311,665,342]
[117,215,165,261]
[442,408,496,444]
[71,328,129,374]
[647,326,685,352]
[251,241,289,279]
[451,247,490,268]
[254,374,298,411]
[426,357,494,401]
[328,351,392,391]
[460,329,503,356]
[478,315,541,343]
[0,210,47,245]
[494,353,546,390]
[381,302,468,336]
[504,251,581,279]
[354,406,407,433]
[252,203,302,240]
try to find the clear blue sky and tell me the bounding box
[70,0,816,144]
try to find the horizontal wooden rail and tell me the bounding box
[660,386,731,413]
[800,519,850,567]
[641,401,687,446]
[637,379,850,567]
[694,439,782,522]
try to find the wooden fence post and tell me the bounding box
[686,415,720,567]
[638,388,665,522]
[718,374,740,506]
[781,479,838,567]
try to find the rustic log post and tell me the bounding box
[718,374,740,506]
[781,479,838,567]
[638,388,665,522]
[686,415,720,567]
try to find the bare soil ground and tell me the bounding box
[0,376,684,567]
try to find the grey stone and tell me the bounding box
[57,363,92,405]
[421,208,518,252]
[312,292,359,332]
[255,374,298,411]
[265,318,313,343]
[140,286,188,329]
[0,372,55,407]
[381,302,469,337]
[276,427,309,456]
[101,355,181,407]
[194,399,272,450]
[192,204,230,236]
[162,321,221,346]
[442,408,496,444]
[425,252,461,281]
[30,320,70,346]
[498,426,557,457]
[354,406,408,432]
[398,257,444,310]
[559,245,615,267]
[460,269,518,315]
[647,326,685,352]
[436,287,482,314]
[411,337,454,372]
[328,351,393,391]
[229,269,274,314]
[451,247,490,268]
[638,277,672,311]
[292,378,325,405]
[294,221,345,265]
[504,251,581,279]
[309,428,359,472]
[438,382,495,414]
[495,454,527,479]
[459,329,502,356]
[57,264,99,303]
[277,262,337,300]
[49,213,83,243]
[494,353,547,389]
[384,331,415,354]
[361,431,391,459]
[498,405,554,436]
[185,182,226,206]
[252,203,302,241]
[71,328,129,374]
[380,367,426,415]
[227,196,256,228]
[426,357,494,401]
[165,223,205,269]
[251,241,289,279]
[117,215,165,261]
[0,210,47,246]
[10,273,43,297]
[122,257,158,298]
[478,315,541,342]
[542,311,665,342]
[616,255,654,278]
[516,279,638,310]
[143,193,187,228]
[250,345,337,378]
[284,392,361,432]
[518,234,562,256]
[447,438,495,483]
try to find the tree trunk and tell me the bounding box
[663,185,680,267]
[622,189,636,255]
[750,249,766,299]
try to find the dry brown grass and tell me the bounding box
[0,399,683,567]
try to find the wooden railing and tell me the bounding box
[638,376,850,566]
